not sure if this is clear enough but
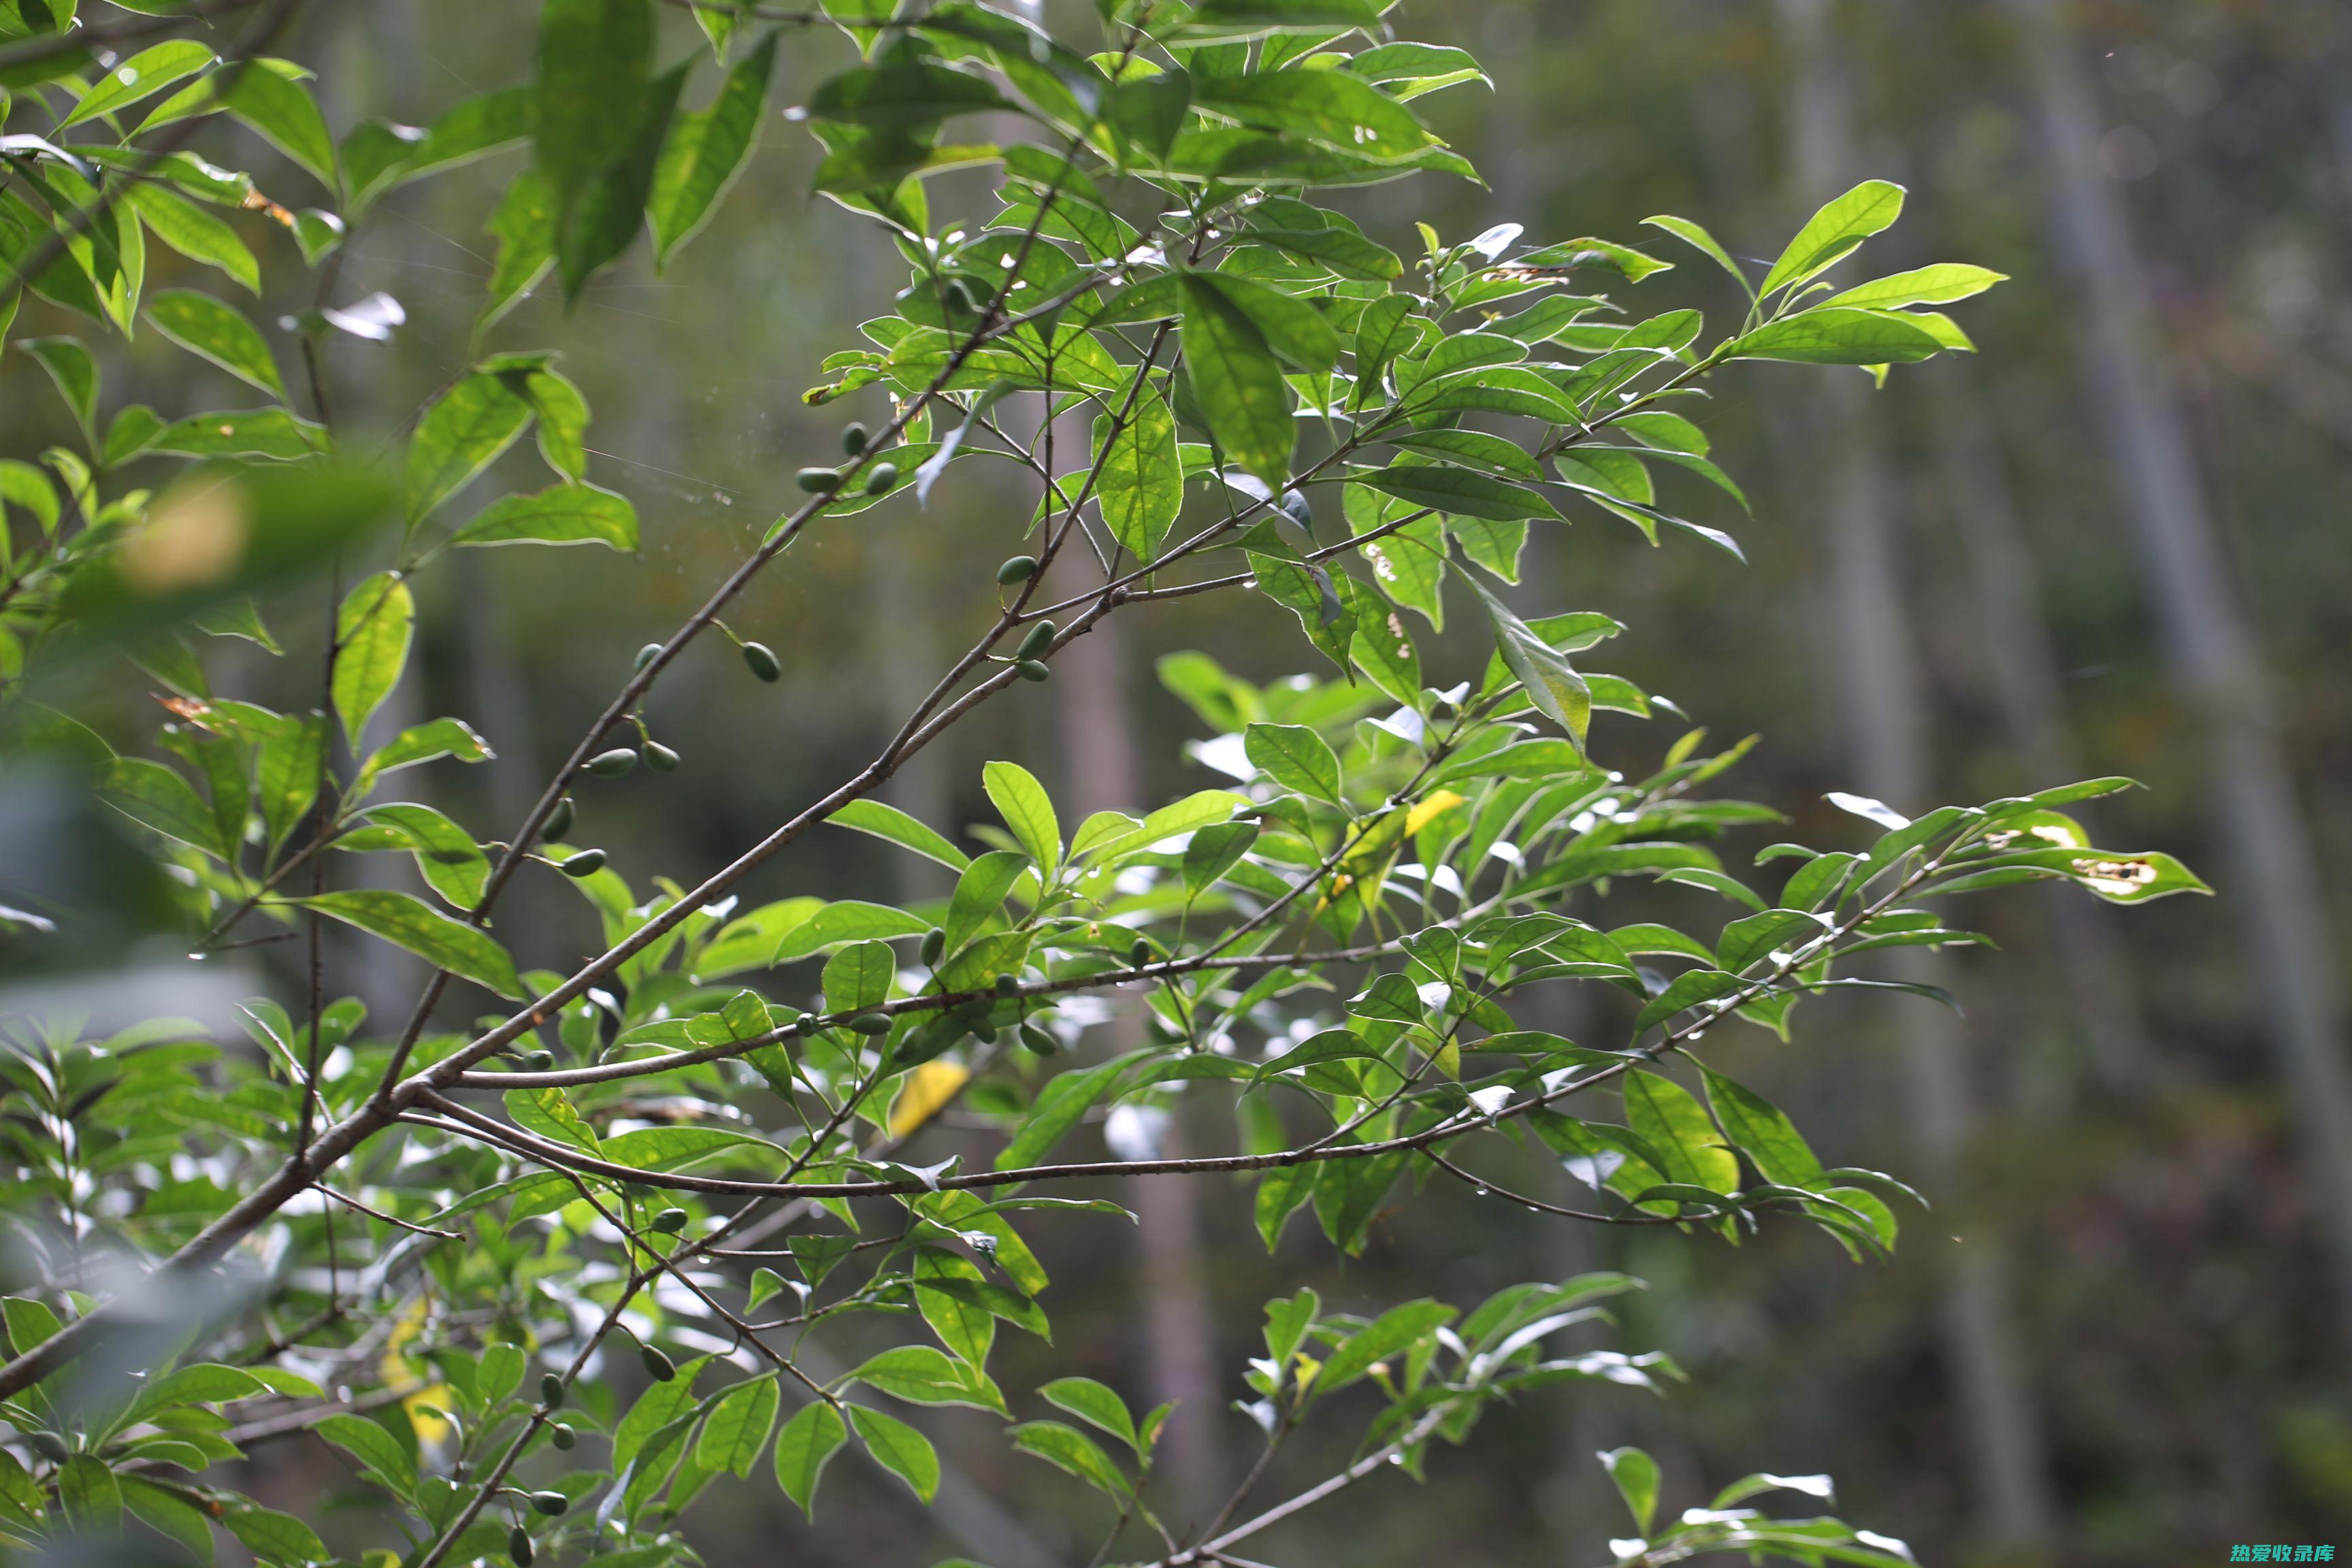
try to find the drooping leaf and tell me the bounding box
[446,483,638,551]
[848,1404,939,1503]
[650,31,776,266]
[773,1401,848,1516]
[331,572,414,749]
[144,289,284,399]
[295,889,523,998]
[1177,272,1294,487]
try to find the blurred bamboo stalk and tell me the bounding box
[2003,0,2352,1351]
[1776,0,2059,1551]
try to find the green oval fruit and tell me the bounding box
[640,1345,676,1382]
[841,421,870,456]
[742,642,781,683]
[540,1373,566,1409]
[530,1491,568,1517]
[30,1433,68,1464]
[864,462,899,496]
[996,555,1039,585]
[521,1049,556,1071]
[1015,659,1050,683]
[585,747,638,777]
[1014,621,1056,660]
[634,643,662,673]
[1018,1022,1059,1056]
[651,1207,688,1234]
[559,849,607,879]
[919,927,946,967]
[509,1525,534,1566]
[644,740,680,772]
[549,1422,576,1451]
[994,974,1020,996]
[791,1011,817,1036]
[1130,938,1152,966]
[796,466,843,494]
[847,1011,892,1036]
[541,796,575,843]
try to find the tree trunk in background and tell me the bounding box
[2004,0,2352,1351]
[1776,0,2059,1550]
[1057,609,1226,1525]
[1925,365,2158,1096]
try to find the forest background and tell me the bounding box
[1,1,2346,1565]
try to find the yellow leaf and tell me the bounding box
[888,1060,971,1139]
[1405,789,1465,836]
[380,1296,451,1448]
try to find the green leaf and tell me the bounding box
[61,39,217,129]
[612,1353,707,1474]
[1622,1069,1739,1196]
[19,336,96,434]
[849,1404,938,1503]
[331,572,414,749]
[822,938,895,1014]
[912,1248,994,1367]
[1631,967,1743,1036]
[559,61,690,297]
[943,849,1027,956]
[121,1474,216,1563]
[1177,272,1294,487]
[828,798,971,871]
[447,483,638,551]
[126,183,261,293]
[1189,270,1339,372]
[1190,69,1431,161]
[102,756,226,857]
[361,717,495,779]
[406,371,535,524]
[295,889,524,998]
[342,802,491,909]
[1039,1377,1139,1453]
[1314,1298,1454,1394]
[1470,577,1588,752]
[1183,820,1259,898]
[1096,373,1181,564]
[536,0,653,211]
[1758,179,1906,297]
[771,900,930,963]
[1255,1162,1316,1250]
[1008,1420,1129,1496]
[650,31,775,267]
[996,1056,1130,1170]
[1599,1446,1660,1535]
[696,1375,779,1477]
[982,760,1060,872]
[1821,263,2006,312]
[144,289,284,399]
[773,1401,847,1516]
[1243,721,1341,804]
[483,169,557,327]
[1699,1065,1825,1188]
[1725,308,1946,367]
[1642,213,1751,295]
[223,62,339,193]
[316,1412,419,1497]
[223,1502,328,1566]
[150,407,326,460]
[1359,463,1560,523]
[56,1454,120,1531]
[844,1345,1004,1413]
